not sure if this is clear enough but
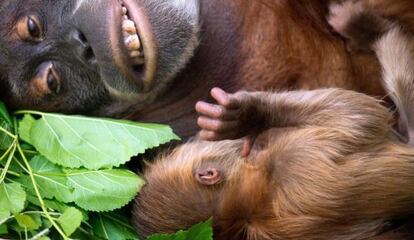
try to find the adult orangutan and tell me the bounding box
[1,0,408,138]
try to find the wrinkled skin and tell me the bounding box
[0,0,412,238]
[0,0,199,113]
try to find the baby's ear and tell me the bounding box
[195,166,222,186]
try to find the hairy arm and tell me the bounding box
[196,88,392,149]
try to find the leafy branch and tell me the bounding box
[0,104,180,239]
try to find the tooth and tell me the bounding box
[123,15,128,20]
[122,20,137,34]
[122,7,128,15]
[125,34,141,50]
[132,57,145,65]
[130,50,141,58]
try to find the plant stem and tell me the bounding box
[17,142,69,240]
[0,215,14,226]
[0,140,16,162]
[13,156,29,173]
[0,168,20,177]
[14,110,44,116]
[0,126,16,139]
[0,142,17,184]
[28,228,50,240]
[24,211,62,217]
[22,149,38,155]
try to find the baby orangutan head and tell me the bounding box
[132,139,246,238]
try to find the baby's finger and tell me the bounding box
[211,88,239,109]
[196,101,226,119]
[241,136,255,157]
[199,130,222,141]
[197,116,239,133]
[196,101,240,120]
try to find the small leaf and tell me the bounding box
[0,223,7,235]
[18,114,35,143]
[0,102,14,150]
[18,113,179,170]
[0,122,14,150]
[15,213,40,231]
[148,219,213,240]
[91,213,138,240]
[57,207,83,236]
[26,194,69,214]
[0,183,26,218]
[186,218,213,239]
[19,155,74,203]
[38,237,51,240]
[0,207,9,221]
[0,102,12,127]
[71,229,105,240]
[67,169,144,211]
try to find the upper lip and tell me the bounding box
[110,0,158,93]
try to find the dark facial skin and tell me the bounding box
[0,0,200,113]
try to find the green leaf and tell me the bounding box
[66,169,144,211]
[26,194,69,214]
[0,102,12,127]
[57,207,83,236]
[18,113,179,170]
[0,122,14,150]
[19,155,74,203]
[25,163,143,212]
[0,223,7,235]
[38,237,51,240]
[0,207,9,221]
[91,213,138,240]
[186,218,213,239]
[0,183,26,218]
[0,102,14,150]
[148,219,213,240]
[18,114,34,143]
[71,228,105,240]
[15,213,40,231]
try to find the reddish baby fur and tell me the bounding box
[133,88,414,240]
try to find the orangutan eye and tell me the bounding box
[17,15,44,42]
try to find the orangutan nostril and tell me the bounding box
[78,32,87,44]
[32,62,61,97]
[47,68,61,95]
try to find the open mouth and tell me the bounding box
[110,0,157,94]
[119,0,145,67]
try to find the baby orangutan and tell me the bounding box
[132,87,414,240]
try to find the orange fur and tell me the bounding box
[133,89,414,240]
[131,2,414,239]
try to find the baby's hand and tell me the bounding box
[196,88,257,156]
